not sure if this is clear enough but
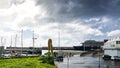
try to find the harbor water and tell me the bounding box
[42,50,120,68]
[55,55,120,68]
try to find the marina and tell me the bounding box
[0,0,120,68]
[55,54,120,68]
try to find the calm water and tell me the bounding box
[42,50,83,55]
[55,55,120,68]
[42,50,120,68]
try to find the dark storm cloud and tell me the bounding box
[35,0,120,36]
[36,0,120,19]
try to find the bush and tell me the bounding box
[39,52,55,65]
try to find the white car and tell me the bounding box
[112,56,120,60]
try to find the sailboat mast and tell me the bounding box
[10,36,12,47]
[32,31,37,55]
[32,31,35,55]
[1,37,3,46]
[10,36,12,56]
[15,34,17,47]
[21,30,23,54]
[58,28,60,52]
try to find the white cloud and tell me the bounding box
[0,0,11,9]
[15,20,104,47]
[0,0,105,48]
[86,28,104,36]
[101,16,111,23]
[0,0,46,30]
[64,22,103,36]
[107,30,120,37]
[85,18,100,23]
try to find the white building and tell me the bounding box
[103,37,120,60]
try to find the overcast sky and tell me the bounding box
[0,0,120,47]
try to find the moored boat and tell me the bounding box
[103,37,120,60]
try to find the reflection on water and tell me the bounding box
[42,50,120,68]
[56,55,120,68]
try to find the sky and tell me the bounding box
[0,0,120,47]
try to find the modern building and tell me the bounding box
[74,40,104,51]
[82,40,104,47]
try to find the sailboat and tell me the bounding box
[55,28,63,62]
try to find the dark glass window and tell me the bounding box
[116,41,120,44]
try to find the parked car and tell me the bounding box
[102,55,111,60]
[55,55,63,62]
[111,56,120,61]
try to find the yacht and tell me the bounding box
[103,37,120,60]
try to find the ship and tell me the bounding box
[103,37,120,60]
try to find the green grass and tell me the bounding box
[0,57,56,68]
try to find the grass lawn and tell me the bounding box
[0,56,56,68]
